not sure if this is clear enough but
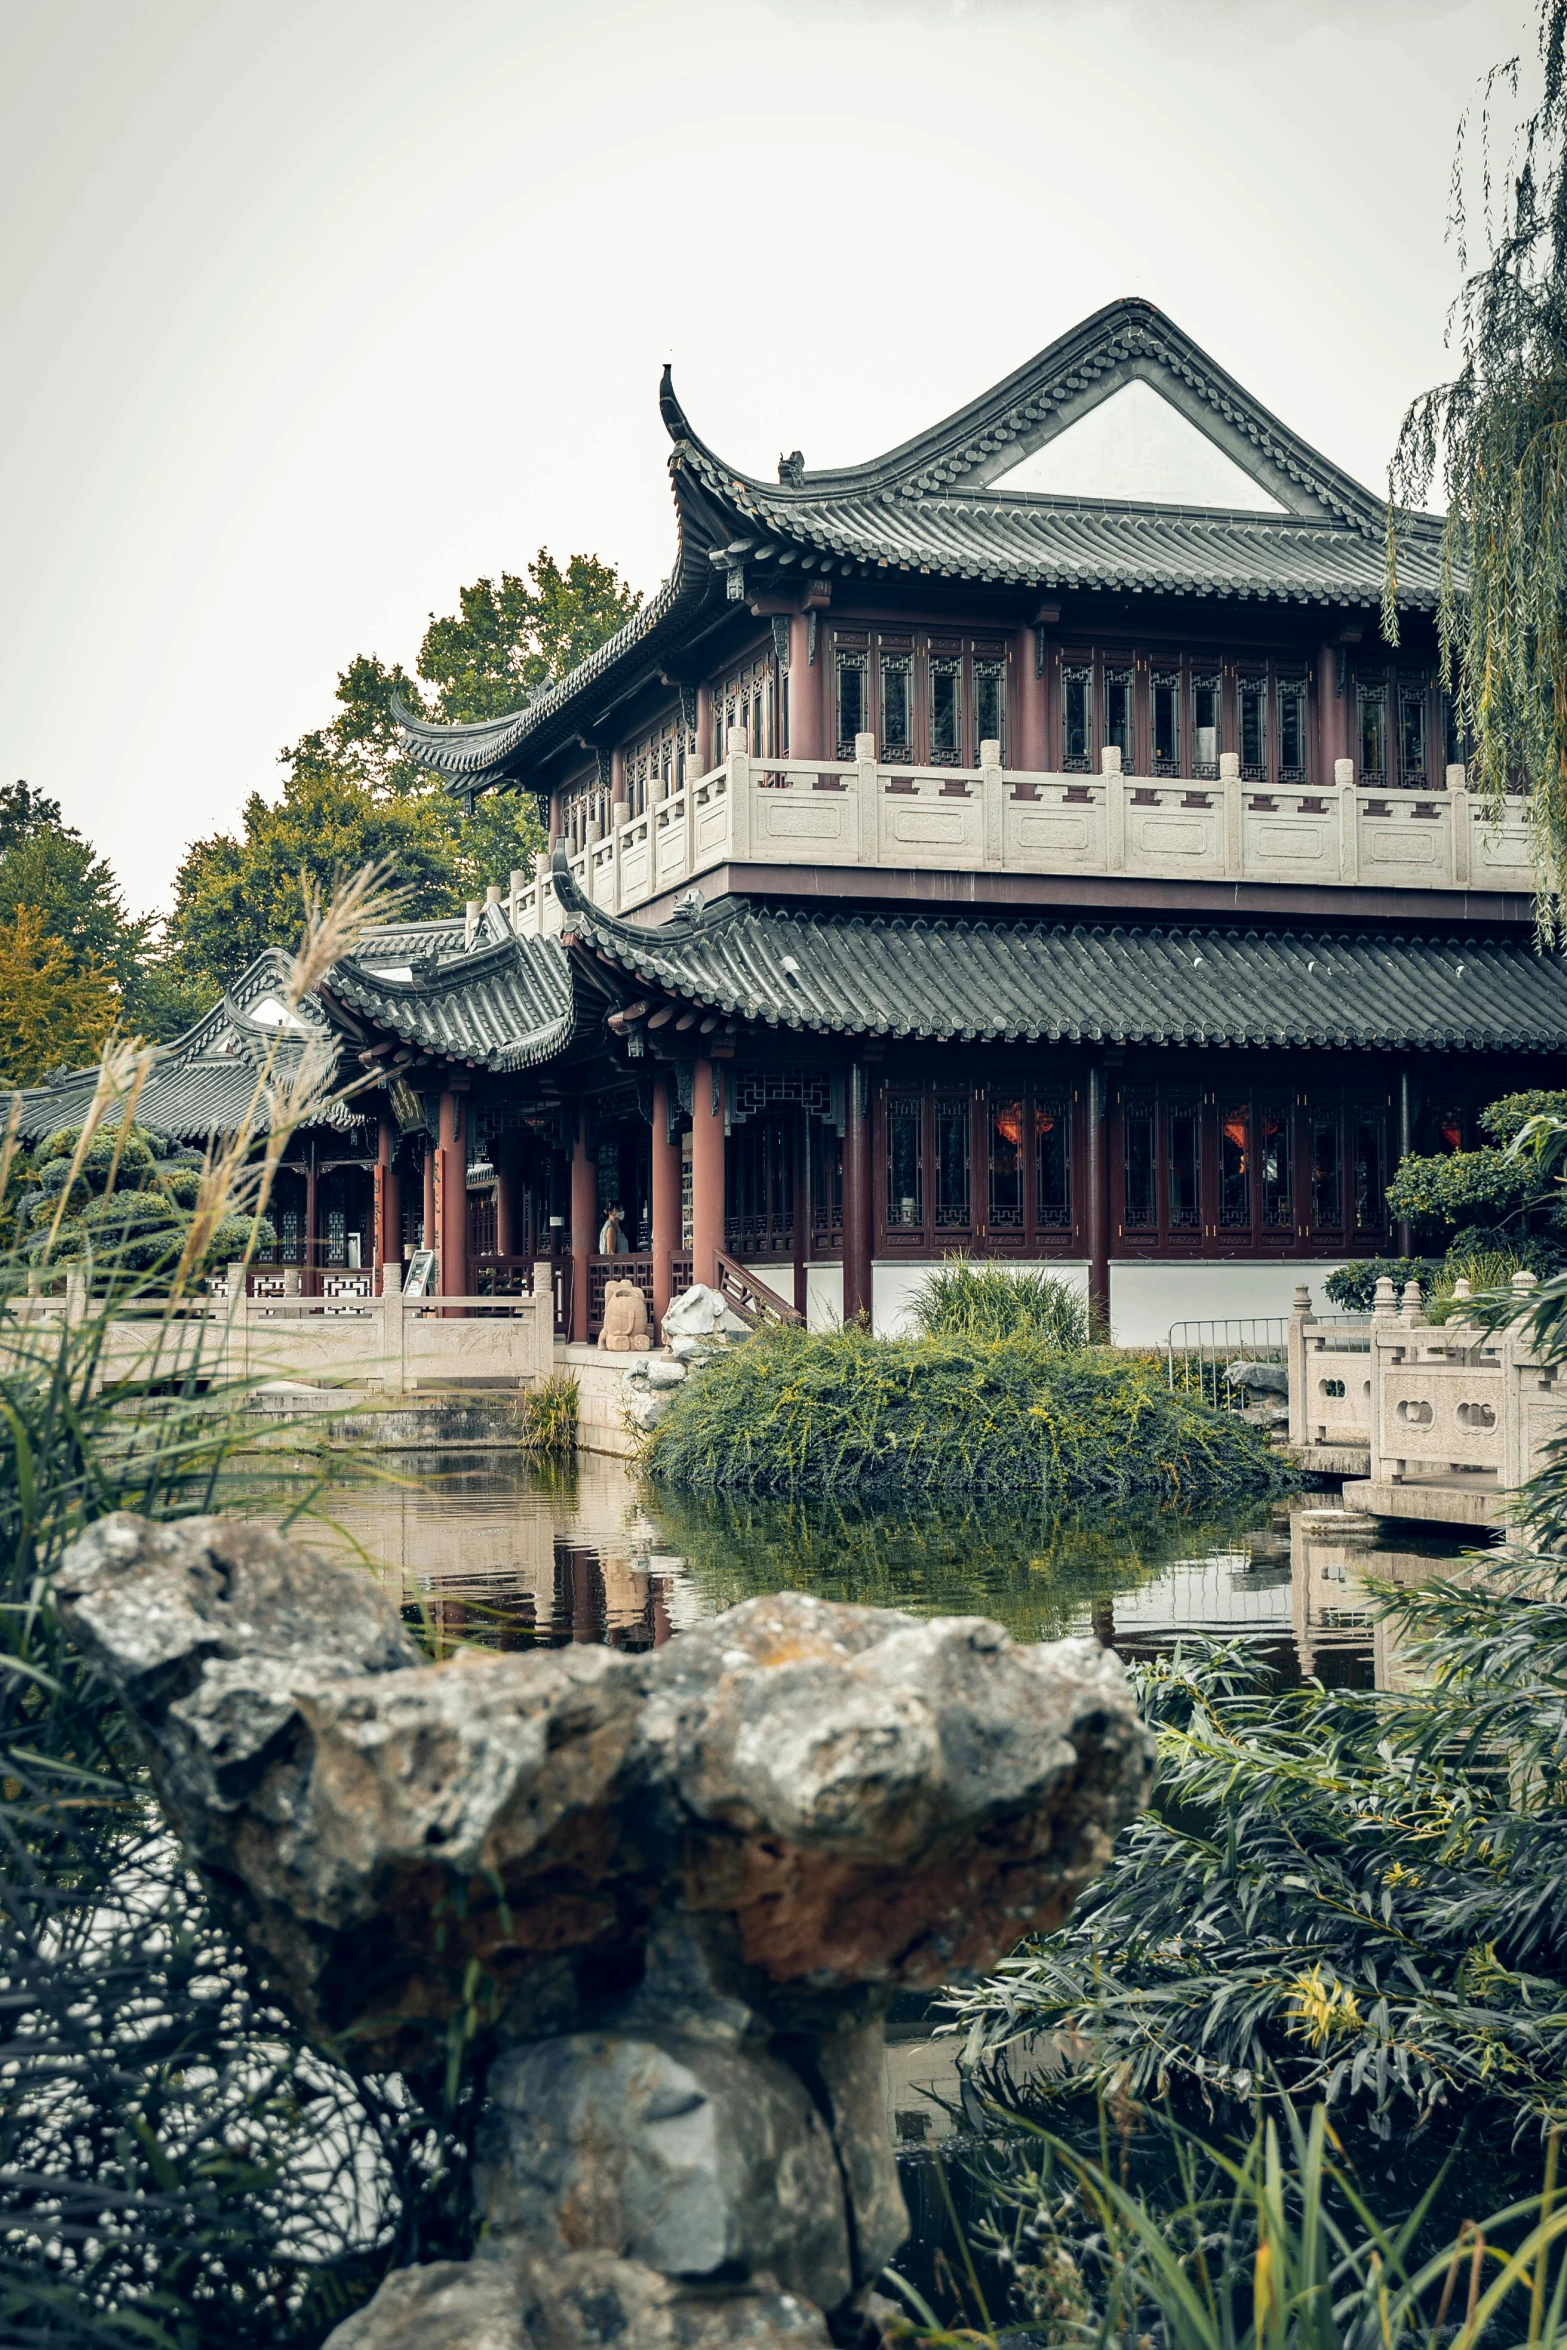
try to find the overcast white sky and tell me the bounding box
[0,0,1534,915]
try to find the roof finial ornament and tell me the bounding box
[778,449,805,488]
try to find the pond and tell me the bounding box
[304,1449,1480,1690]
[293,1455,1488,2339]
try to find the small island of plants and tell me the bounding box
[641,1262,1293,1507]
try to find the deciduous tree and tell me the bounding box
[0,906,121,1088]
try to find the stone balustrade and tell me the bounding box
[1,1272,557,1395]
[1289,1274,1567,1528]
[507,739,1534,934]
[58,1512,1153,2350]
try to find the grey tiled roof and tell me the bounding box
[327,934,574,1071]
[10,1050,360,1146]
[396,299,1448,795]
[556,865,1567,1055]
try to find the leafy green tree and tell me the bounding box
[1386,1088,1567,1255]
[159,549,637,1000]
[417,550,641,723]
[0,825,147,995]
[0,779,65,852]
[0,906,121,1088]
[1386,0,1567,934]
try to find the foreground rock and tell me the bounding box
[59,1513,1153,2348]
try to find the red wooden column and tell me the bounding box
[1086,1064,1111,1339]
[842,1062,874,1327]
[787,611,822,759]
[421,1141,435,1254]
[650,1077,681,1323]
[375,1111,402,1291]
[689,1059,725,1289]
[303,1136,319,1297]
[695,685,714,774]
[494,1132,521,1259]
[1317,638,1345,780]
[569,1107,596,1343]
[435,1089,468,1301]
[1014,622,1046,771]
[791,1109,808,1319]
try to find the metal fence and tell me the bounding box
[1166,1317,1289,1412]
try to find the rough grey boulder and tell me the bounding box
[321,2256,834,2350]
[1224,1360,1290,1397]
[477,2029,851,2308]
[60,1512,1152,2350]
[662,1283,749,1344]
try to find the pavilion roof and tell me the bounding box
[395,299,1448,796]
[324,931,576,1073]
[554,861,1567,1057]
[6,952,363,1145]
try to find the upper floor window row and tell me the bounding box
[624,716,697,819]
[833,630,1009,766]
[1353,666,1462,791]
[714,654,778,762]
[1060,652,1310,785]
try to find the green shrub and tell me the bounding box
[15,1121,273,1280]
[947,1558,1567,2149]
[519,1369,578,1456]
[1321,1257,1441,1311]
[911,1258,1095,1348]
[922,2095,1567,2350]
[640,1323,1293,1505]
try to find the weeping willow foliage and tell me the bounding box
[1386,0,1567,939]
[640,1323,1293,1505]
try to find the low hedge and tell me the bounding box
[640,1324,1294,1504]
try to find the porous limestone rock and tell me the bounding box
[661,1283,749,1345]
[626,1386,670,1433]
[323,2262,531,2350]
[647,1357,688,1390]
[60,1514,1153,2350]
[477,2029,851,2307]
[1224,1360,1289,1397]
[321,2256,834,2350]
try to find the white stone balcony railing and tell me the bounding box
[505,732,1536,937]
[1288,1274,1567,1528]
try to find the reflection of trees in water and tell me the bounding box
[636,1488,1279,1648]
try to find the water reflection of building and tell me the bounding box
[1289,1512,1477,1688]
[314,1453,708,1649]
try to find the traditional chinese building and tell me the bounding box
[17,299,1567,1345]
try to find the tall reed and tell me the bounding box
[0,870,473,2349]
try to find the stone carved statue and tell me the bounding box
[596,1277,652,1352]
[58,1514,1153,2350]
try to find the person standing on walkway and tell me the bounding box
[598,1200,627,1255]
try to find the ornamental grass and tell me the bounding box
[640,1322,1293,1505]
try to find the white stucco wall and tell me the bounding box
[1108,1260,1347,1349]
[872,1259,1091,1337]
[778,1256,1348,1346]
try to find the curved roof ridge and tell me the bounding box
[666,298,1390,528]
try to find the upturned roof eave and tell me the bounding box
[392,462,729,795]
